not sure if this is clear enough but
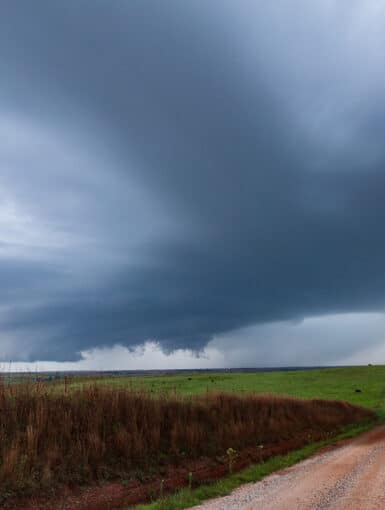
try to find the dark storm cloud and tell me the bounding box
[1,1,385,360]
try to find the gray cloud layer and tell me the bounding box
[1,1,385,361]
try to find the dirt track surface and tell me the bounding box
[192,426,385,510]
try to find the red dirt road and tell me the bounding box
[192,426,385,510]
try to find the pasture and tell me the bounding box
[73,365,385,412]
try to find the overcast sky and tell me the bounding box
[1,1,385,369]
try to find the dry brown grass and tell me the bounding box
[0,379,374,496]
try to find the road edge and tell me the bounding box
[132,421,377,510]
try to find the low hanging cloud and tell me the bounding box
[1,2,385,363]
[5,312,385,371]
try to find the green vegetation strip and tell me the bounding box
[132,422,374,510]
[81,365,385,412]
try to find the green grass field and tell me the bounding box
[81,365,385,415]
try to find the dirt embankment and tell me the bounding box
[2,428,339,510]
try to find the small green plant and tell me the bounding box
[257,444,264,463]
[159,479,165,499]
[226,448,237,474]
[188,471,193,490]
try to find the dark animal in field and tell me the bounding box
[355,389,362,393]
